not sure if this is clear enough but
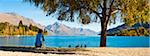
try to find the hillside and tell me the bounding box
[45,22,98,36]
[0,13,47,35]
[107,23,150,36]
[0,13,44,29]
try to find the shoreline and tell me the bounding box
[0,35,149,37]
[0,46,149,56]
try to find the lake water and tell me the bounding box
[0,36,149,48]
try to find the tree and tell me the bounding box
[29,24,32,30]
[29,24,40,32]
[24,0,150,47]
[19,20,23,27]
[18,20,25,35]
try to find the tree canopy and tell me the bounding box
[24,0,149,25]
[117,0,150,26]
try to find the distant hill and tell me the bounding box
[0,13,44,29]
[107,23,150,36]
[45,22,98,36]
[0,13,47,35]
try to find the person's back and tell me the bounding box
[35,29,45,48]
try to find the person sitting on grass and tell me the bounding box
[35,29,45,48]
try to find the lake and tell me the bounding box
[0,36,149,48]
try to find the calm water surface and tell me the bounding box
[0,36,149,48]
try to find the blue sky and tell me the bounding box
[0,0,124,32]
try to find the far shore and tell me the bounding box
[0,35,149,37]
[0,35,35,37]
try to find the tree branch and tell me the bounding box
[99,3,103,9]
[79,6,103,19]
[101,0,107,22]
[106,0,115,24]
[88,8,103,19]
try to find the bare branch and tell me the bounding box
[79,5,103,19]
[99,3,103,9]
[106,0,115,24]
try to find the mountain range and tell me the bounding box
[1,12,148,36]
[45,22,98,36]
[0,12,98,36]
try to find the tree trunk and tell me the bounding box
[99,0,107,47]
[135,29,140,36]
[100,21,107,47]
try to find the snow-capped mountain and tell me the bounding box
[45,22,98,36]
